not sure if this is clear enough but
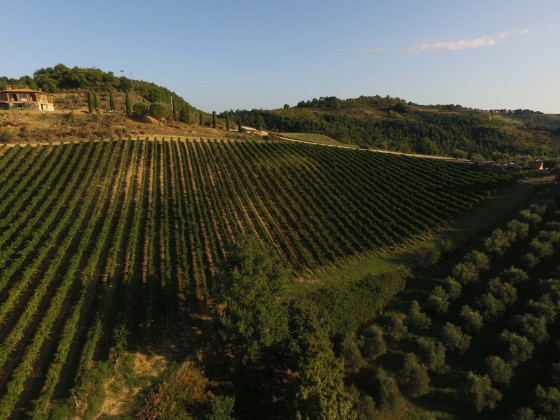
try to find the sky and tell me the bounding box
[2,0,559,113]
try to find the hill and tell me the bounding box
[224,96,560,165]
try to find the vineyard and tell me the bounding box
[0,138,511,417]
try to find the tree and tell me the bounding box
[408,300,431,331]
[500,266,529,285]
[93,92,100,113]
[460,305,484,332]
[444,277,462,301]
[238,119,243,132]
[133,101,148,117]
[451,262,479,285]
[125,91,132,115]
[87,91,93,113]
[416,337,447,374]
[109,90,115,110]
[464,250,490,271]
[360,324,386,361]
[199,110,203,125]
[179,106,190,124]
[488,278,518,306]
[212,111,217,128]
[441,322,471,354]
[211,236,288,363]
[484,356,513,387]
[499,330,534,366]
[427,286,450,315]
[384,312,407,341]
[463,372,502,412]
[225,113,230,131]
[511,313,549,344]
[398,353,430,397]
[477,293,506,321]
[534,385,560,419]
[372,368,402,410]
[149,102,169,120]
[338,335,364,373]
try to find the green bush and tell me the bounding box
[0,129,15,142]
[133,101,148,117]
[306,268,410,335]
[149,102,169,120]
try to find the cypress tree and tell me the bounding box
[125,91,132,115]
[212,111,217,128]
[109,90,115,110]
[225,113,230,131]
[179,106,190,124]
[238,119,242,132]
[199,111,203,125]
[93,92,100,113]
[87,91,93,113]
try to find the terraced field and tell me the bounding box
[0,139,511,417]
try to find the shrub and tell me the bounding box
[384,312,408,342]
[511,407,537,420]
[460,305,484,332]
[133,101,148,117]
[519,209,542,228]
[485,356,513,387]
[148,102,169,120]
[0,128,15,142]
[500,330,534,366]
[360,324,386,361]
[463,372,502,412]
[427,286,450,315]
[398,353,431,397]
[416,337,447,374]
[441,322,471,354]
[529,239,555,258]
[408,300,431,331]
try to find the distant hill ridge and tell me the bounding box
[225,96,560,162]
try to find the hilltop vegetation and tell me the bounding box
[224,96,560,163]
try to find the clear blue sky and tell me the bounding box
[2,0,559,113]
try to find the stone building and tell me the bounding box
[0,86,54,111]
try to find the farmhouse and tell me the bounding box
[529,159,544,170]
[0,86,54,111]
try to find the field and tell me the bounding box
[0,138,512,417]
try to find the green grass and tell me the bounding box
[289,181,535,297]
[278,132,348,147]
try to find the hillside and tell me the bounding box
[0,139,514,418]
[224,96,560,165]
